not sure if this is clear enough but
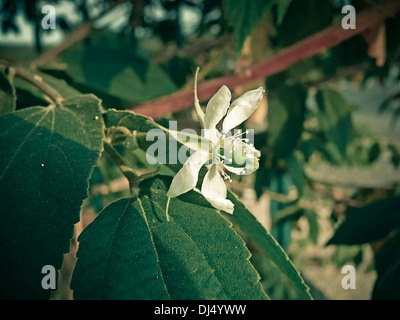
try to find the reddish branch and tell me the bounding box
[130,0,400,119]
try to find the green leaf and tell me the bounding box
[71,197,169,300]
[388,144,400,168]
[332,245,363,268]
[268,84,307,158]
[0,66,16,115]
[60,32,177,104]
[277,0,333,47]
[286,152,305,195]
[372,232,400,300]
[251,250,306,300]
[327,197,400,245]
[226,191,312,299]
[275,0,292,25]
[305,210,319,245]
[224,0,275,58]
[72,176,268,300]
[0,95,104,299]
[103,109,208,172]
[272,204,304,226]
[103,108,160,133]
[315,88,354,158]
[367,142,381,164]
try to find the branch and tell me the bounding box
[130,0,400,118]
[12,65,64,104]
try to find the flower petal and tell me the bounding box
[201,164,227,200]
[205,197,234,214]
[168,129,211,153]
[203,128,221,146]
[204,85,231,129]
[223,164,245,175]
[167,151,210,197]
[222,87,264,131]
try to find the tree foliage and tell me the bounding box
[1,0,400,300]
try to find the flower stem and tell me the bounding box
[193,67,206,128]
[103,140,139,194]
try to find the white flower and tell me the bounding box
[167,85,264,214]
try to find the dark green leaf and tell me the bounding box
[272,204,304,226]
[103,108,160,133]
[305,210,319,245]
[268,84,307,158]
[315,88,354,158]
[388,144,400,168]
[60,33,177,104]
[71,197,169,300]
[277,0,333,47]
[226,191,312,299]
[368,142,380,163]
[0,95,104,299]
[372,231,400,300]
[286,153,305,195]
[275,0,292,25]
[72,176,268,300]
[333,245,363,268]
[224,0,275,57]
[327,197,400,245]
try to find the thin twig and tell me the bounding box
[153,35,230,64]
[12,65,64,104]
[193,67,205,128]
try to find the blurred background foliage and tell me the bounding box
[1,0,400,299]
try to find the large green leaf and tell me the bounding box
[226,191,312,300]
[60,32,177,104]
[0,66,16,115]
[267,84,307,159]
[372,232,400,300]
[315,88,354,158]
[277,0,333,47]
[286,152,305,196]
[0,95,104,299]
[224,0,275,57]
[275,0,292,25]
[327,197,400,245]
[72,176,268,300]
